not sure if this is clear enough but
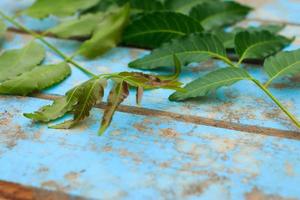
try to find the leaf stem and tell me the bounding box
[0,11,97,77]
[251,78,300,128]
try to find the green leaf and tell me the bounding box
[51,78,106,129]
[0,42,45,83]
[123,12,204,48]
[0,19,6,38]
[0,62,71,95]
[165,0,216,14]
[24,0,101,18]
[129,33,226,69]
[24,96,77,122]
[129,0,165,13]
[169,67,251,101]
[49,13,105,38]
[264,49,300,86]
[213,24,286,49]
[99,81,129,135]
[78,4,130,58]
[234,24,285,35]
[190,1,252,30]
[235,30,292,63]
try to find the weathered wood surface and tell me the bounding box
[0,0,300,199]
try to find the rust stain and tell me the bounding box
[160,128,179,138]
[41,181,66,192]
[245,188,296,200]
[102,145,113,152]
[0,111,27,149]
[64,172,80,183]
[284,162,295,177]
[133,122,151,133]
[118,149,142,163]
[37,167,49,174]
[183,175,226,197]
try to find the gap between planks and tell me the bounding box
[32,94,300,141]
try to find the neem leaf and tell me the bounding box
[234,24,285,35]
[49,13,105,38]
[78,4,130,58]
[99,81,129,135]
[165,0,216,14]
[123,12,204,48]
[169,67,251,101]
[129,33,226,69]
[190,1,252,30]
[24,0,100,18]
[0,42,45,83]
[214,24,286,49]
[51,78,106,129]
[0,62,71,95]
[0,19,6,38]
[264,49,300,86]
[24,96,77,122]
[235,30,292,63]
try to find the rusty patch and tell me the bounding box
[41,181,66,192]
[160,128,179,138]
[0,111,27,149]
[245,187,296,200]
[183,175,225,197]
[118,149,142,163]
[64,172,80,183]
[284,162,295,177]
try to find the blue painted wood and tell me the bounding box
[239,0,300,24]
[1,96,300,199]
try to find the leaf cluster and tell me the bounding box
[22,0,268,58]
[0,42,71,95]
[25,56,182,134]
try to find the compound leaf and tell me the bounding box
[49,13,105,38]
[99,81,129,135]
[24,96,77,122]
[51,78,106,129]
[190,1,252,30]
[24,0,100,18]
[214,24,286,49]
[264,49,300,86]
[0,42,45,83]
[0,62,71,95]
[235,30,292,63]
[129,33,226,69]
[169,67,251,101]
[123,12,204,48]
[78,4,130,58]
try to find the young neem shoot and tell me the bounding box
[0,0,299,135]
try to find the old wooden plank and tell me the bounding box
[0,96,300,199]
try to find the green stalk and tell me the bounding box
[0,11,97,77]
[252,78,300,128]
[220,55,300,129]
